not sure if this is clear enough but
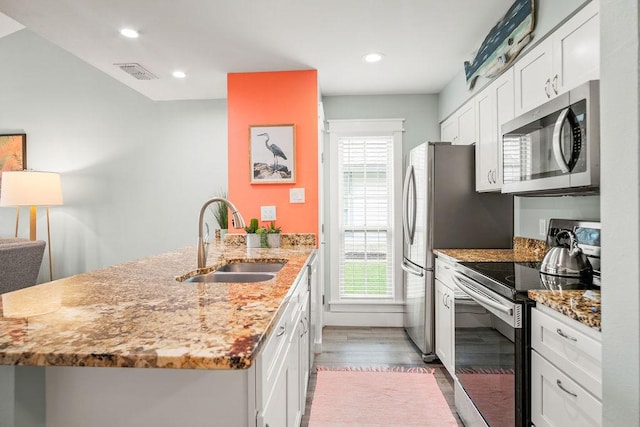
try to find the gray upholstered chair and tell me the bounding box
[0,238,46,294]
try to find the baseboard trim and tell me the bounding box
[323,311,403,327]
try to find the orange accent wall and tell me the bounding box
[227,70,318,237]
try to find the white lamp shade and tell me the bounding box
[0,171,63,207]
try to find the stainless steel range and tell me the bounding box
[451,219,601,427]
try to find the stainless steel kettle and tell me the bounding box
[540,230,592,277]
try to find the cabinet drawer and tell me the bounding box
[531,351,601,427]
[531,307,601,399]
[435,259,455,290]
[260,300,295,394]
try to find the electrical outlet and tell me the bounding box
[539,219,546,236]
[261,206,276,221]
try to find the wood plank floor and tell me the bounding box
[301,326,463,426]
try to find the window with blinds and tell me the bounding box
[337,136,394,299]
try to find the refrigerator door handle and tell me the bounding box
[402,165,417,245]
[401,260,424,277]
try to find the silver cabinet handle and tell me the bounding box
[487,170,491,184]
[556,379,578,397]
[300,319,305,337]
[492,170,497,184]
[556,328,577,342]
[276,325,286,337]
[544,78,551,98]
[552,74,559,94]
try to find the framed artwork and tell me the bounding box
[0,133,27,192]
[249,124,295,184]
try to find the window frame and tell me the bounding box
[327,119,404,310]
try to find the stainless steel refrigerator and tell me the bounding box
[402,142,513,361]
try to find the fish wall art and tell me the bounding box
[464,0,535,89]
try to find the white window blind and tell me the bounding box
[337,136,394,299]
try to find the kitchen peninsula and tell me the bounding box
[0,242,316,427]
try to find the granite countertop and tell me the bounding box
[0,243,314,370]
[434,237,548,263]
[528,289,601,331]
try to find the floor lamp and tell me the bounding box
[0,171,64,281]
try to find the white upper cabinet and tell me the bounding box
[475,87,497,191]
[456,102,476,145]
[514,0,600,115]
[475,68,514,192]
[440,115,458,144]
[552,1,600,94]
[440,100,476,145]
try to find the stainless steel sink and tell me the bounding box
[216,262,285,273]
[184,271,275,283]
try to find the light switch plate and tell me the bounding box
[290,188,305,203]
[261,206,276,221]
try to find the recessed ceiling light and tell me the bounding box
[364,53,384,63]
[172,71,187,79]
[119,28,139,39]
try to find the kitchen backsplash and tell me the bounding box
[513,236,548,261]
[223,233,316,248]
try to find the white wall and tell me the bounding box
[0,30,228,280]
[322,94,440,156]
[514,195,601,239]
[600,0,640,425]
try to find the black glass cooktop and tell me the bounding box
[457,261,596,301]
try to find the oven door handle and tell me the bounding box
[453,273,513,316]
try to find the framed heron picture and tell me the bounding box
[249,124,295,184]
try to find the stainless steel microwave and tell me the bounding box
[501,80,600,195]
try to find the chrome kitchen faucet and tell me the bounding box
[197,198,246,268]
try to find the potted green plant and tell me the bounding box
[209,190,229,239]
[265,221,281,248]
[244,218,261,248]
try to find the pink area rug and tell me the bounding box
[308,367,458,426]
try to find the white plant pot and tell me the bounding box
[267,234,281,248]
[246,233,260,248]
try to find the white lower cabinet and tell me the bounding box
[257,261,312,427]
[298,288,311,415]
[531,351,601,427]
[260,360,288,427]
[530,306,602,427]
[434,258,455,376]
[287,318,301,427]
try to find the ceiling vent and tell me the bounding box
[115,63,158,80]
